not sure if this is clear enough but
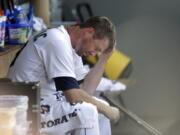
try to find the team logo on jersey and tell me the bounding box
[41,109,79,128]
[53,92,64,101]
[41,105,50,114]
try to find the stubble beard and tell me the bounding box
[75,39,83,56]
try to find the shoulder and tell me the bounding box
[33,26,69,43]
[47,26,72,50]
[47,26,68,39]
[33,26,72,50]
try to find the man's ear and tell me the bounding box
[84,27,95,37]
[87,27,94,33]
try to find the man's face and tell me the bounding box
[75,28,109,56]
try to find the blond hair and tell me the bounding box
[80,16,116,50]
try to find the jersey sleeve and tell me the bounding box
[74,58,89,81]
[35,31,76,80]
[54,77,80,91]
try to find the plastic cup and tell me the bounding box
[0,95,28,108]
[0,126,14,135]
[13,121,31,135]
[0,107,16,127]
[0,95,28,126]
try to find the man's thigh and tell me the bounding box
[40,99,99,135]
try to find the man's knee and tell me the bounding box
[80,102,98,115]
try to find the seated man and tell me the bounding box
[8,16,120,135]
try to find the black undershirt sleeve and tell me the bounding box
[54,77,80,91]
[77,79,84,85]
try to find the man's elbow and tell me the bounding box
[63,89,84,103]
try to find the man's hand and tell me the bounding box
[105,106,121,124]
[64,89,121,123]
[100,47,115,62]
[81,47,115,95]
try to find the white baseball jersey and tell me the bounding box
[8,26,86,99]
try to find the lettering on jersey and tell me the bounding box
[41,105,50,114]
[34,31,47,42]
[41,109,79,128]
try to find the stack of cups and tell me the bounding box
[0,95,30,135]
[0,107,16,135]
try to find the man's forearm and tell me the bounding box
[64,89,120,122]
[81,53,111,95]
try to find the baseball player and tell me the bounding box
[8,16,120,135]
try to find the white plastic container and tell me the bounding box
[13,121,31,135]
[0,126,14,135]
[0,107,16,135]
[0,107,16,127]
[0,95,28,125]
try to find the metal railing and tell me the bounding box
[100,92,162,135]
